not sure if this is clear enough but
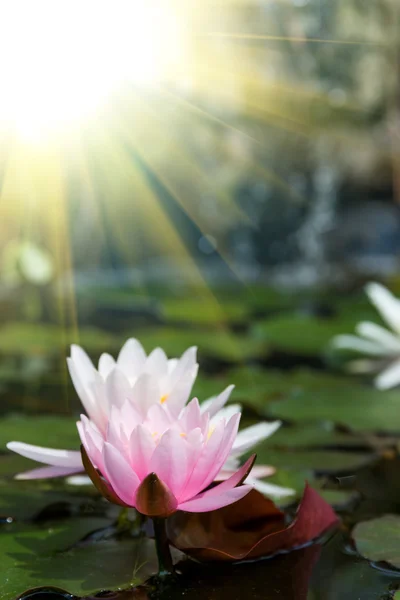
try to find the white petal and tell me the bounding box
[202,385,235,418]
[246,475,295,498]
[67,357,97,420]
[98,353,116,378]
[168,346,197,388]
[70,345,96,383]
[365,282,400,334]
[117,338,147,377]
[145,348,168,378]
[167,359,179,374]
[16,465,83,480]
[131,373,160,416]
[374,358,400,390]
[356,322,400,354]
[231,421,281,456]
[7,442,82,468]
[211,404,241,425]
[166,365,198,416]
[331,335,387,356]
[105,368,132,409]
[66,475,92,486]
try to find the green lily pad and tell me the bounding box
[0,323,119,356]
[0,480,96,521]
[353,515,400,569]
[317,489,360,511]
[0,414,78,450]
[262,422,369,450]
[312,533,394,600]
[267,371,400,433]
[137,328,269,363]
[162,297,249,326]
[198,367,355,412]
[251,314,361,356]
[257,447,375,474]
[0,517,159,599]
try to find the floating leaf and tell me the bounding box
[353,515,400,569]
[0,519,159,599]
[266,370,400,432]
[167,483,338,562]
[0,415,78,450]
[252,314,361,356]
[257,448,375,474]
[162,297,249,326]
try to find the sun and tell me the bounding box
[0,0,183,142]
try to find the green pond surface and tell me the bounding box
[2,284,400,599]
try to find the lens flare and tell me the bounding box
[0,0,183,141]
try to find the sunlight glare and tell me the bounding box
[0,0,183,141]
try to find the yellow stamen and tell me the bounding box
[207,425,215,441]
[160,394,168,404]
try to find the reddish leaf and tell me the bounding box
[167,483,339,561]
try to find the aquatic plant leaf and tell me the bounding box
[257,448,375,474]
[353,515,400,569]
[162,297,249,326]
[266,371,400,432]
[137,328,269,363]
[252,314,361,356]
[167,483,339,561]
[0,481,94,521]
[0,518,158,599]
[0,415,78,449]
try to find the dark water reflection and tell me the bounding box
[16,536,400,600]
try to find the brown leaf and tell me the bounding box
[167,483,339,561]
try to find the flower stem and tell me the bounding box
[152,517,174,576]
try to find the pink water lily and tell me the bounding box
[77,397,252,514]
[7,385,291,498]
[7,339,293,499]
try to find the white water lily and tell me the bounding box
[68,339,199,433]
[8,339,294,499]
[332,282,400,390]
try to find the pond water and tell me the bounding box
[1,283,400,599]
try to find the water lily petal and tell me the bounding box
[150,427,188,499]
[374,357,400,390]
[117,338,147,377]
[202,385,235,417]
[103,442,140,506]
[105,368,132,409]
[178,485,252,513]
[366,282,400,334]
[6,442,82,467]
[129,424,156,479]
[98,353,116,378]
[331,334,387,356]
[231,421,282,455]
[356,322,400,354]
[16,465,83,480]
[247,476,295,498]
